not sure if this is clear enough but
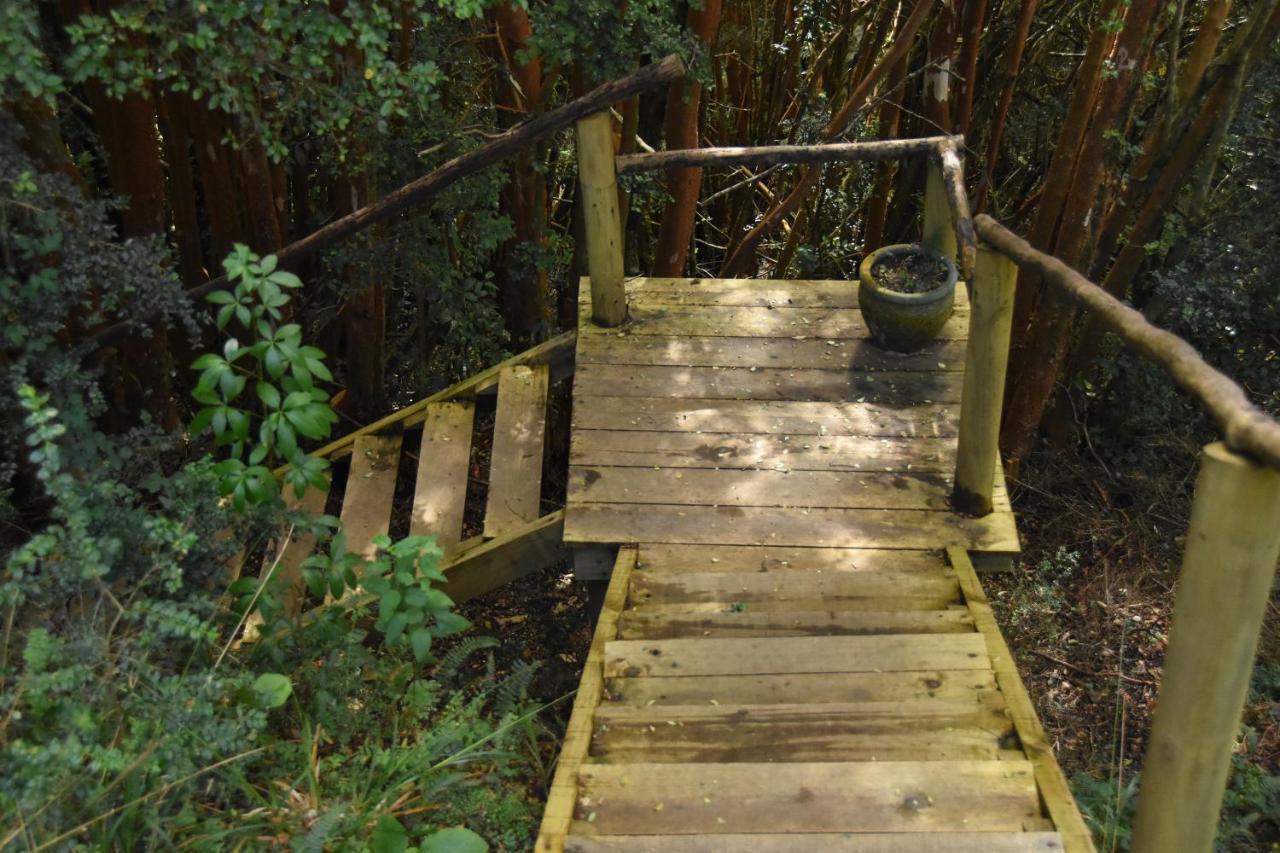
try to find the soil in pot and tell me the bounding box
[871,251,951,294]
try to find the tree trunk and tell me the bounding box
[718,0,934,277]
[1000,0,1163,463]
[652,0,723,277]
[490,2,550,345]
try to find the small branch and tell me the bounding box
[1033,650,1158,686]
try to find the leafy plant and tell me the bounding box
[192,245,338,508]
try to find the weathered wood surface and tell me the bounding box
[566,503,1020,554]
[574,761,1042,835]
[410,401,474,552]
[615,135,956,174]
[485,364,550,537]
[340,434,402,561]
[582,302,970,340]
[574,363,963,404]
[576,333,967,371]
[541,276,1087,849]
[565,833,1065,852]
[572,397,960,436]
[537,548,636,853]
[566,275,1019,555]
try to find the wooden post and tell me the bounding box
[575,111,626,326]
[923,155,958,262]
[1131,442,1280,853]
[952,246,1016,515]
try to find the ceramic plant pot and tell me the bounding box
[857,242,958,353]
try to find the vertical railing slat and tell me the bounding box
[953,246,1017,515]
[575,111,627,327]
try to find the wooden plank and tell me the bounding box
[571,396,959,436]
[635,544,947,574]
[948,547,1095,852]
[308,330,574,463]
[570,467,970,510]
[591,699,1013,763]
[573,760,1042,834]
[565,832,1064,852]
[580,301,969,339]
[409,401,474,553]
[439,511,567,604]
[603,634,991,678]
[578,333,967,371]
[340,433,402,560]
[565,503,1021,553]
[485,364,550,538]
[537,548,636,853]
[270,484,330,614]
[586,275,969,309]
[569,431,955,472]
[574,363,963,404]
[604,669,1000,707]
[617,608,975,639]
[629,570,959,609]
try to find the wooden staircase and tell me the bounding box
[258,332,576,612]
[538,544,1091,851]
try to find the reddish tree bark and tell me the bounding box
[490,2,550,344]
[718,0,934,277]
[1001,0,1161,462]
[975,0,1039,213]
[652,0,723,277]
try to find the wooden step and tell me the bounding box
[572,760,1043,835]
[571,396,959,436]
[628,570,960,611]
[587,303,970,340]
[617,607,975,639]
[575,334,968,372]
[574,363,962,405]
[409,401,474,553]
[603,634,990,679]
[340,433,402,560]
[564,832,1065,852]
[635,544,948,574]
[590,699,1015,763]
[267,482,330,613]
[485,364,549,538]
[570,467,973,511]
[604,669,999,708]
[565,503,1019,553]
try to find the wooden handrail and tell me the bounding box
[975,214,1280,470]
[615,136,958,174]
[91,55,685,349]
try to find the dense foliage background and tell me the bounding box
[2,0,1277,848]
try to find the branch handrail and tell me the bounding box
[975,214,1280,470]
[91,54,686,349]
[615,135,960,174]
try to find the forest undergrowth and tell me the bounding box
[992,444,1280,851]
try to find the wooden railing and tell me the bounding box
[579,118,1280,853]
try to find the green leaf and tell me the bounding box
[370,816,408,853]
[380,587,402,618]
[384,612,409,645]
[257,381,282,410]
[409,627,432,662]
[252,673,292,709]
[421,828,487,853]
[433,610,471,636]
[206,290,236,305]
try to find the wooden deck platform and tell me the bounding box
[539,277,1091,851]
[566,277,1018,554]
